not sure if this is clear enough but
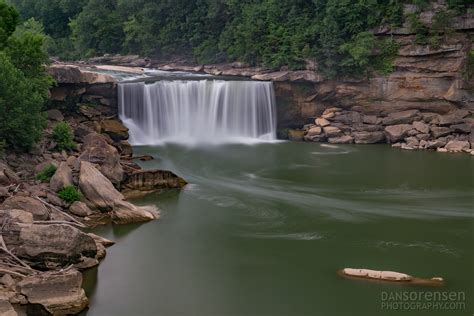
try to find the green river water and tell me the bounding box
[83,142,473,316]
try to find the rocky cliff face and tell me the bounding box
[50,7,473,154]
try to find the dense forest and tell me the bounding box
[6,0,471,78]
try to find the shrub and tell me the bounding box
[52,122,76,151]
[58,186,81,203]
[35,164,57,182]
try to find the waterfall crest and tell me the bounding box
[118,80,277,145]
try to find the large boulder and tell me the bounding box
[323,126,342,138]
[69,201,94,217]
[0,300,16,316]
[100,120,129,141]
[4,223,97,268]
[384,124,413,143]
[78,133,124,185]
[412,120,430,134]
[430,126,452,138]
[382,110,420,125]
[445,140,470,152]
[17,269,88,315]
[1,196,49,220]
[79,162,157,223]
[49,162,73,192]
[438,109,469,126]
[0,162,20,186]
[0,209,34,224]
[353,131,386,144]
[121,169,187,199]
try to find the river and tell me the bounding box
[83,142,473,316]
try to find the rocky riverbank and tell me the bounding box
[0,99,185,314]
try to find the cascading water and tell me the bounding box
[118,80,277,145]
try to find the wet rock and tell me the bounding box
[138,155,154,162]
[5,223,96,268]
[78,133,124,185]
[328,135,354,144]
[445,140,470,152]
[437,147,448,153]
[382,110,420,125]
[50,162,73,192]
[315,118,330,127]
[353,131,386,144]
[288,130,305,141]
[17,269,88,315]
[384,124,413,143]
[419,139,428,149]
[426,138,448,149]
[47,109,64,122]
[100,120,129,141]
[69,201,94,217]
[118,140,133,157]
[79,162,157,223]
[1,196,49,220]
[405,137,420,148]
[430,126,452,138]
[413,121,430,134]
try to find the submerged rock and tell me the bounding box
[121,169,187,199]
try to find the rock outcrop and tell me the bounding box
[79,161,157,223]
[121,169,187,198]
[17,269,88,315]
[4,223,97,268]
[78,133,124,185]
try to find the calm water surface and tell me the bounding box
[83,142,473,316]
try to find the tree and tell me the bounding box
[0,1,53,151]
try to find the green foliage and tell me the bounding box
[0,2,52,151]
[52,122,76,151]
[58,186,81,203]
[6,0,471,78]
[0,139,5,156]
[0,1,18,47]
[35,164,57,182]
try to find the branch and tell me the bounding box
[34,197,87,228]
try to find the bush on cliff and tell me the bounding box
[52,122,76,151]
[58,186,82,203]
[0,1,53,151]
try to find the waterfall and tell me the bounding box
[118,80,277,145]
